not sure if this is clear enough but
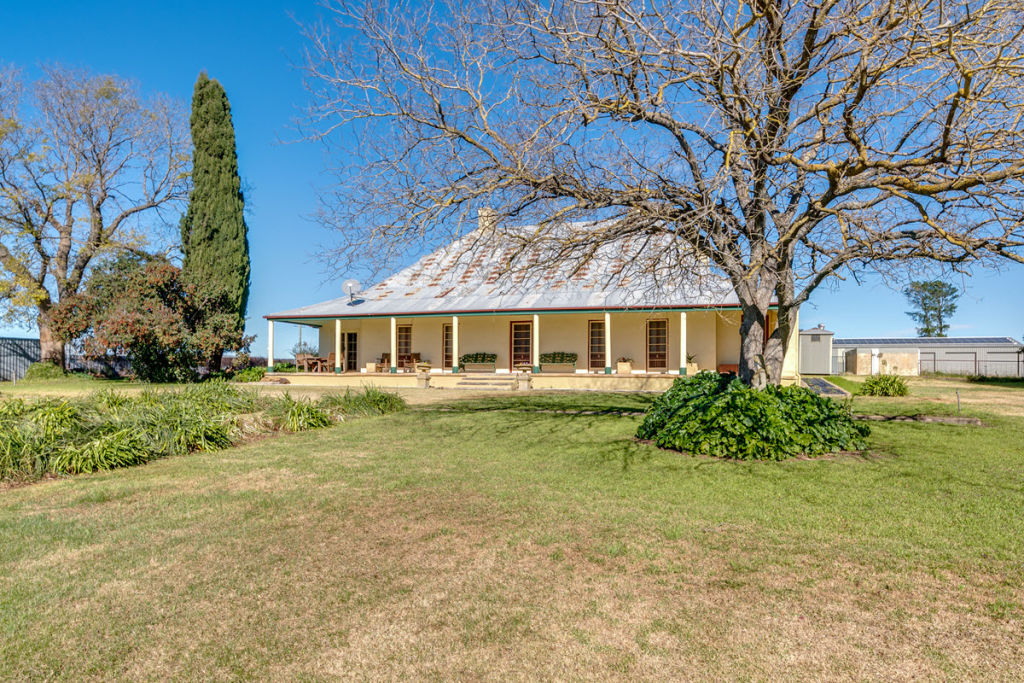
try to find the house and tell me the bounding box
[832,336,1023,377]
[264,214,800,389]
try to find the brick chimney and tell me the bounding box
[477,207,498,233]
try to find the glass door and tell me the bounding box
[442,324,453,369]
[345,332,357,371]
[588,320,605,371]
[646,319,668,372]
[510,321,532,369]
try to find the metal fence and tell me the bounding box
[0,337,41,381]
[920,358,1023,378]
[831,353,846,375]
[66,354,132,378]
[830,351,1022,377]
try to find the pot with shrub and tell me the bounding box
[616,357,633,374]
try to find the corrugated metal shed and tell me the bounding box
[799,324,834,375]
[267,226,740,321]
[832,336,1023,377]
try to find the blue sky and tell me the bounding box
[3,1,1022,351]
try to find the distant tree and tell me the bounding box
[0,65,189,366]
[903,281,960,337]
[291,340,318,356]
[179,72,250,372]
[51,254,241,382]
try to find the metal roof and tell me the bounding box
[267,225,740,320]
[833,336,1021,347]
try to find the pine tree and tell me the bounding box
[903,281,960,337]
[180,72,250,371]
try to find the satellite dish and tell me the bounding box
[342,278,361,302]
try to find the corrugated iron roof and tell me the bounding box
[268,225,740,320]
[833,336,1022,347]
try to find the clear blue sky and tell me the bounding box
[3,1,1022,351]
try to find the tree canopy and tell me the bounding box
[903,280,960,337]
[0,65,189,364]
[302,0,1024,386]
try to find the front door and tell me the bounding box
[510,321,532,369]
[646,319,668,372]
[588,320,606,371]
[442,324,453,369]
[344,332,358,371]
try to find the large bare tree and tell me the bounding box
[0,65,189,364]
[303,0,1024,386]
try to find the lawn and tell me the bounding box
[2,377,1023,679]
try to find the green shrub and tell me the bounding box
[459,352,497,364]
[860,374,909,397]
[539,351,578,365]
[637,372,870,460]
[22,362,67,381]
[269,395,333,432]
[232,366,266,383]
[272,362,296,373]
[319,386,407,416]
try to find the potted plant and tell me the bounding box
[415,360,432,373]
[685,353,699,376]
[616,356,633,374]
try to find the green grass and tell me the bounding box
[1,379,1023,678]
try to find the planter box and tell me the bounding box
[462,362,496,373]
[616,362,633,374]
[685,362,699,375]
[540,362,575,373]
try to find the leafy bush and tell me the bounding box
[22,362,67,381]
[49,428,152,474]
[860,374,909,397]
[271,362,296,373]
[539,351,578,365]
[269,395,332,432]
[232,366,266,383]
[637,372,869,460]
[460,352,497,364]
[319,386,407,416]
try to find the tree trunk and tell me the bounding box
[738,303,770,388]
[737,299,795,388]
[37,315,65,368]
[207,349,224,375]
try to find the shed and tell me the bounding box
[798,324,834,375]
[832,336,1023,377]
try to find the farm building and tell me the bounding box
[831,336,1023,377]
[798,324,834,375]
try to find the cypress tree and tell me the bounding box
[180,72,250,371]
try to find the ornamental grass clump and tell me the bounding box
[319,386,408,417]
[860,374,909,397]
[637,372,869,460]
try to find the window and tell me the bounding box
[811,334,821,342]
[397,325,412,356]
[588,320,605,370]
[442,324,453,369]
[647,319,668,371]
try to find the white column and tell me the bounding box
[532,314,540,371]
[679,311,688,375]
[604,312,612,374]
[334,320,342,373]
[266,320,274,369]
[389,317,398,373]
[452,315,460,373]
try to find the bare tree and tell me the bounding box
[302,0,1024,386]
[0,65,190,364]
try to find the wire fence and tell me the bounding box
[0,337,41,381]
[831,352,1023,377]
